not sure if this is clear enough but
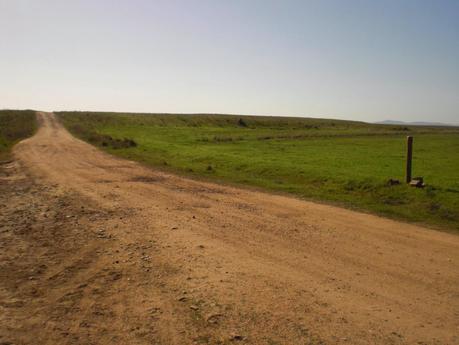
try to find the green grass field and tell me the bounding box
[0,110,37,161]
[57,111,459,232]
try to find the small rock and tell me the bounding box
[190,305,199,311]
[409,177,425,188]
[229,333,245,341]
[387,178,400,186]
[206,313,223,324]
[149,307,161,314]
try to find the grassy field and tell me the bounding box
[0,110,37,161]
[57,111,459,231]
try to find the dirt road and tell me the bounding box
[1,112,458,345]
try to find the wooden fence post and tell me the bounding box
[406,136,413,183]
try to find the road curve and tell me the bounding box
[12,112,459,344]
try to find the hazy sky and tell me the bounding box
[1,0,458,123]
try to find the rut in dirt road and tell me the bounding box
[2,111,458,345]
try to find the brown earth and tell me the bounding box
[1,112,458,345]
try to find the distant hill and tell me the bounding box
[375,120,455,127]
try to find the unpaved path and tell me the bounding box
[1,112,458,345]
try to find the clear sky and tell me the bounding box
[1,0,458,123]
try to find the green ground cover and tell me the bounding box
[57,111,459,232]
[0,110,37,161]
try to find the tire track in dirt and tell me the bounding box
[2,111,458,344]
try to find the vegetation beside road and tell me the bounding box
[0,110,37,161]
[57,111,459,231]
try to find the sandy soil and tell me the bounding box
[1,112,458,345]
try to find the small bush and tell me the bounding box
[238,118,248,127]
[87,132,137,149]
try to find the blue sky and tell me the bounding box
[1,0,458,123]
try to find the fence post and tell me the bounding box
[406,136,413,183]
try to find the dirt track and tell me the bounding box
[1,112,458,345]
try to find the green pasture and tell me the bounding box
[0,110,37,161]
[57,111,459,232]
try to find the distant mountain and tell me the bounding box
[375,120,455,127]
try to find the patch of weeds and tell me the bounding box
[439,207,457,221]
[382,195,406,206]
[428,202,442,213]
[343,179,374,192]
[427,202,457,221]
[88,132,137,149]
